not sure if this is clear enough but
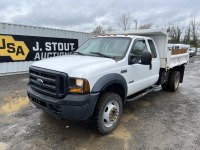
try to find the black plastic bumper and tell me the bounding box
[27,85,99,120]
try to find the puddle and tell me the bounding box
[108,125,131,150]
[0,96,30,115]
[14,90,26,93]
[138,100,151,107]
[0,142,8,150]
[120,113,138,123]
[79,148,88,150]
[189,60,194,63]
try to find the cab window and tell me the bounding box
[130,39,147,63]
[148,40,157,58]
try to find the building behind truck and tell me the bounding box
[0,22,94,75]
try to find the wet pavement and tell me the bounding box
[0,56,200,150]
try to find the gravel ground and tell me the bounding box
[0,56,200,150]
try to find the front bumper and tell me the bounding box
[27,84,99,120]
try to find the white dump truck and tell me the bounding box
[27,29,189,134]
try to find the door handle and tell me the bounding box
[121,70,127,74]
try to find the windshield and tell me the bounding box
[76,37,131,58]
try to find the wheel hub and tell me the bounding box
[175,73,180,88]
[103,100,119,128]
[109,107,119,122]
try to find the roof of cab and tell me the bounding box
[106,29,168,36]
[97,35,150,39]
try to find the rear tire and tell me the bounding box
[161,82,168,91]
[90,92,123,134]
[168,71,180,92]
[161,71,180,92]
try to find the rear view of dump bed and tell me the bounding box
[107,29,189,69]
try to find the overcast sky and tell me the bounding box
[0,0,199,32]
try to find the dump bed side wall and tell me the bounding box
[166,44,190,69]
[167,52,189,68]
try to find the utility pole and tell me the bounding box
[134,20,137,30]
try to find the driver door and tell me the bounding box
[126,38,153,96]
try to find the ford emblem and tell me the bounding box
[36,78,44,85]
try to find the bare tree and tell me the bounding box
[92,25,105,35]
[118,13,132,31]
[168,25,182,43]
[139,23,153,29]
[190,18,199,47]
[183,25,191,44]
[106,26,116,32]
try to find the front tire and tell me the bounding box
[90,92,123,134]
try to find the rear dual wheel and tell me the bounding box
[162,71,180,92]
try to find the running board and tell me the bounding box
[126,86,159,102]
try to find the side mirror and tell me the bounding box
[141,51,152,65]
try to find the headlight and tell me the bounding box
[68,78,90,94]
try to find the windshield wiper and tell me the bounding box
[72,51,84,55]
[89,52,113,58]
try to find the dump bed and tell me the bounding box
[106,29,189,69]
[167,44,190,68]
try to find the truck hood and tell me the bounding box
[31,55,116,77]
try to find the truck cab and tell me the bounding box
[27,29,189,134]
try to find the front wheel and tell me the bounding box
[90,92,123,134]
